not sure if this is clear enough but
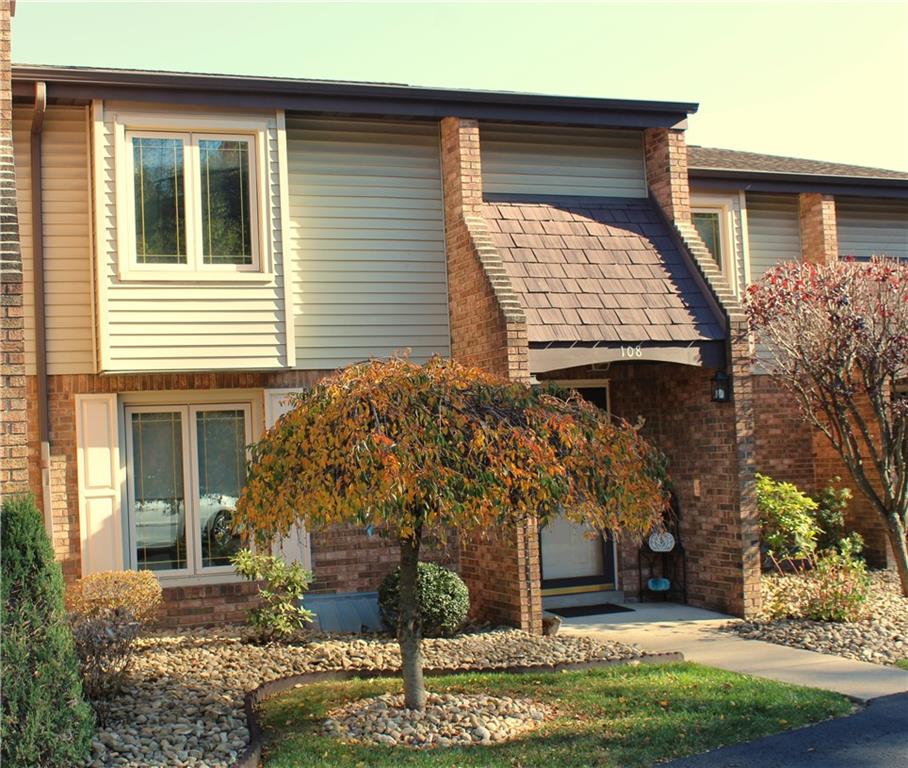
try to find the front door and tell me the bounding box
[539,383,616,593]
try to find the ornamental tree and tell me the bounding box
[234,357,667,710]
[746,258,908,596]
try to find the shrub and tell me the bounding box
[66,569,163,626]
[761,545,870,623]
[803,549,871,622]
[378,562,469,637]
[232,549,315,642]
[756,473,820,571]
[1,495,94,767]
[69,612,139,723]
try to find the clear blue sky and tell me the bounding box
[12,1,908,171]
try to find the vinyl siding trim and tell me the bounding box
[286,117,450,370]
[836,197,908,261]
[480,124,647,199]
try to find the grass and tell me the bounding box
[258,662,851,767]
[896,659,908,671]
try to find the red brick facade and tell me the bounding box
[0,0,28,500]
[548,363,761,615]
[440,117,542,634]
[643,127,761,616]
[799,193,838,265]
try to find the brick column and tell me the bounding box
[644,125,761,617]
[439,117,541,634]
[644,127,691,224]
[0,0,28,499]
[799,193,838,265]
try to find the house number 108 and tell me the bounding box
[621,345,643,358]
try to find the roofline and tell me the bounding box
[11,64,698,129]
[689,167,908,198]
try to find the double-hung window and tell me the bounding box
[127,131,260,273]
[125,403,252,578]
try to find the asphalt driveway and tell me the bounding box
[664,692,908,768]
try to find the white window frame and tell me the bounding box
[125,131,261,275]
[112,109,273,282]
[691,194,740,295]
[124,401,254,584]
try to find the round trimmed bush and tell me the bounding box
[1,495,94,767]
[378,562,469,637]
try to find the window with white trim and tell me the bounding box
[692,208,725,268]
[127,131,259,272]
[125,403,251,577]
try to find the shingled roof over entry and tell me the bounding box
[482,199,725,346]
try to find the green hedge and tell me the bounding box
[1,495,93,767]
[378,562,469,637]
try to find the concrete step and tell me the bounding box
[543,589,625,610]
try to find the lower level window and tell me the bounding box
[126,403,251,576]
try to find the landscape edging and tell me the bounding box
[229,650,685,768]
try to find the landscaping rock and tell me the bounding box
[724,571,908,667]
[325,692,554,748]
[87,626,644,767]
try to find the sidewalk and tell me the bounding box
[561,602,908,702]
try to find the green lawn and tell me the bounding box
[896,659,908,671]
[259,663,851,767]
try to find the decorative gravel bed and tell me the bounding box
[726,571,908,666]
[324,692,553,748]
[87,627,644,767]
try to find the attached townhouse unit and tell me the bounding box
[686,147,908,568]
[2,64,905,631]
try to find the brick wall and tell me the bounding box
[642,127,760,616]
[0,0,28,499]
[549,363,760,616]
[41,370,456,624]
[799,193,838,265]
[440,117,542,634]
[644,127,691,223]
[752,374,816,490]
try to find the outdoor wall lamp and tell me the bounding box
[711,371,732,403]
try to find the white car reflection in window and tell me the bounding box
[135,494,240,569]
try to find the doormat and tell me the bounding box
[548,603,634,618]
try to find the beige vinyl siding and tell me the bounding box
[12,106,95,376]
[97,103,287,372]
[286,118,450,369]
[480,124,646,198]
[745,193,801,283]
[745,192,802,370]
[836,197,908,261]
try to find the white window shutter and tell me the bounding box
[263,388,312,571]
[75,394,124,574]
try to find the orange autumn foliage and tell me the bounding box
[235,357,667,547]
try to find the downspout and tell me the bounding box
[30,81,52,533]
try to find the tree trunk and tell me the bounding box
[398,530,426,711]
[885,514,908,598]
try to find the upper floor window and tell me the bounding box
[692,208,724,267]
[127,131,258,273]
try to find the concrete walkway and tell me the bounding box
[560,602,908,702]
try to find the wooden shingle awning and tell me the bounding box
[482,197,728,372]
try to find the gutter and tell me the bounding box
[688,167,908,199]
[30,81,52,533]
[11,65,697,130]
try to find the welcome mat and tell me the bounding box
[548,603,635,618]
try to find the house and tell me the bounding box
[686,147,908,567]
[1,63,904,631]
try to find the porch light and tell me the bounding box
[711,371,731,403]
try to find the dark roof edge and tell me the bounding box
[11,64,697,129]
[689,167,908,197]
